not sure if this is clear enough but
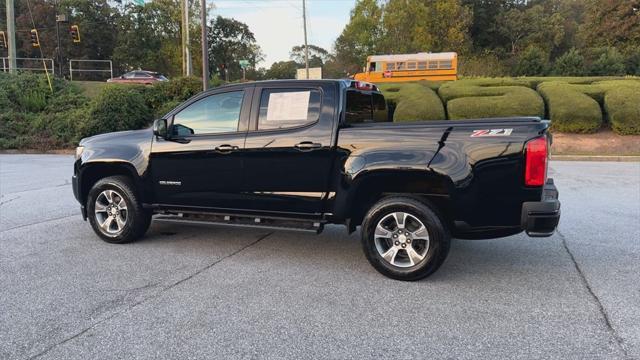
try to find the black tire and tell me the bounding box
[361,196,450,281]
[87,175,151,244]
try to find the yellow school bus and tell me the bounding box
[354,52,458,83]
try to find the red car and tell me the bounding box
[107,70,168,85]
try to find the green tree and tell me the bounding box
[12,0,119,78]
[496,5,565,55]
[462,0,514,50]
[553,48,585,76]
[207,16,264,81]
[334,0,385,74]
[382,0,472,54]
[580,0,640,51]
[588,47,626,76]
[112,0,202,78]
[514,46,549,76]
[624,47,640,76]
[264,61,298,79]
[290,45,330,68]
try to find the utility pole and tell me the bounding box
[201,0,208,90]
[6,0,17,73]
[302,0,309,79]
[182,0,192,76]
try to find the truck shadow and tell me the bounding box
[142,221,568,283]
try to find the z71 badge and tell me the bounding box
[471,129,513,137]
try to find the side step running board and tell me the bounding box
[153,211,325,234]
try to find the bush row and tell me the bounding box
[0,73,203,149]
[378,77,640,135]
[377,82,445,121]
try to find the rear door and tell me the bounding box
[149,86,253,209]
[241,83,337,216]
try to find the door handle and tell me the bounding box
[294,141,322,151]
[214,144,239,153]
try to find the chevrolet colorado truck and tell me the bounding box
[72,80,560,280]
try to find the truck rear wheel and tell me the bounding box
[87,176,151,244]
[361,197,450,281]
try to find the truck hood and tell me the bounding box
[79,128,153,147]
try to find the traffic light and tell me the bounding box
[30,29,40,48]
[0,31,6,49]
[70,25,80,43]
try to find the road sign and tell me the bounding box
[239,60,250,69]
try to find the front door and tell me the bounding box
[242,85,336,216]
[150,88,252,209]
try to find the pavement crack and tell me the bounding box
[0,195,21,206]
[558,229,630,359]
[26,231,274,360]
[164,231,273,291]
[1,214,78,233]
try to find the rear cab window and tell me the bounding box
[345,89,388,125]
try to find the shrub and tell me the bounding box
[438,78,544,120]
[378,82,446,122]
[459,53,510,77]
[515,46,549,76]
[81,86,153,138]
[604,84,640,135]
[537,79,640,134]
[142,76,203,117]
[624,47,640,76]
[155,99,183,118]
[553,49,585,76]
[537,82,603,133]
[588,47,626,76]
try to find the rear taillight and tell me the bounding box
[525,137,548,186]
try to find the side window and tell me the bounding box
[257,88,321,130]
[172,91,244,136]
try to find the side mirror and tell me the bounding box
[153,119,167,138]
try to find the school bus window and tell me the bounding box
[417,61,427,70]
[397,62,405,70]
[428,61,438,69]
[386,63,395,71]
[440,60,452,69]
[407,62,417,70]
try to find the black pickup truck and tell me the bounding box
[72,79,560,280]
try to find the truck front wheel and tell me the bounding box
[361,197,450,281]
[87,176,151,244]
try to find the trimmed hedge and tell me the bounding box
[378,82,446,121]
[604,83,640,135]
[537,82,603,133]
[438,78,544,120]
[537,79,640,133]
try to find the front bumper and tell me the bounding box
[521,178,560,237]
[72,174,87,220]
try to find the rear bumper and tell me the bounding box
[521,178,560,237]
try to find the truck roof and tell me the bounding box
[213,79,377,92]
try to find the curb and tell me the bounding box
[552,155,640,162]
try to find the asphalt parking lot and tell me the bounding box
[1,155,639,360]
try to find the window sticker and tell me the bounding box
[266,91,311,121]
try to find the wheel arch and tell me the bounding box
[339,169,454,232]
[79,161,142,207]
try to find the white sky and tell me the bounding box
[212,0,356,67]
